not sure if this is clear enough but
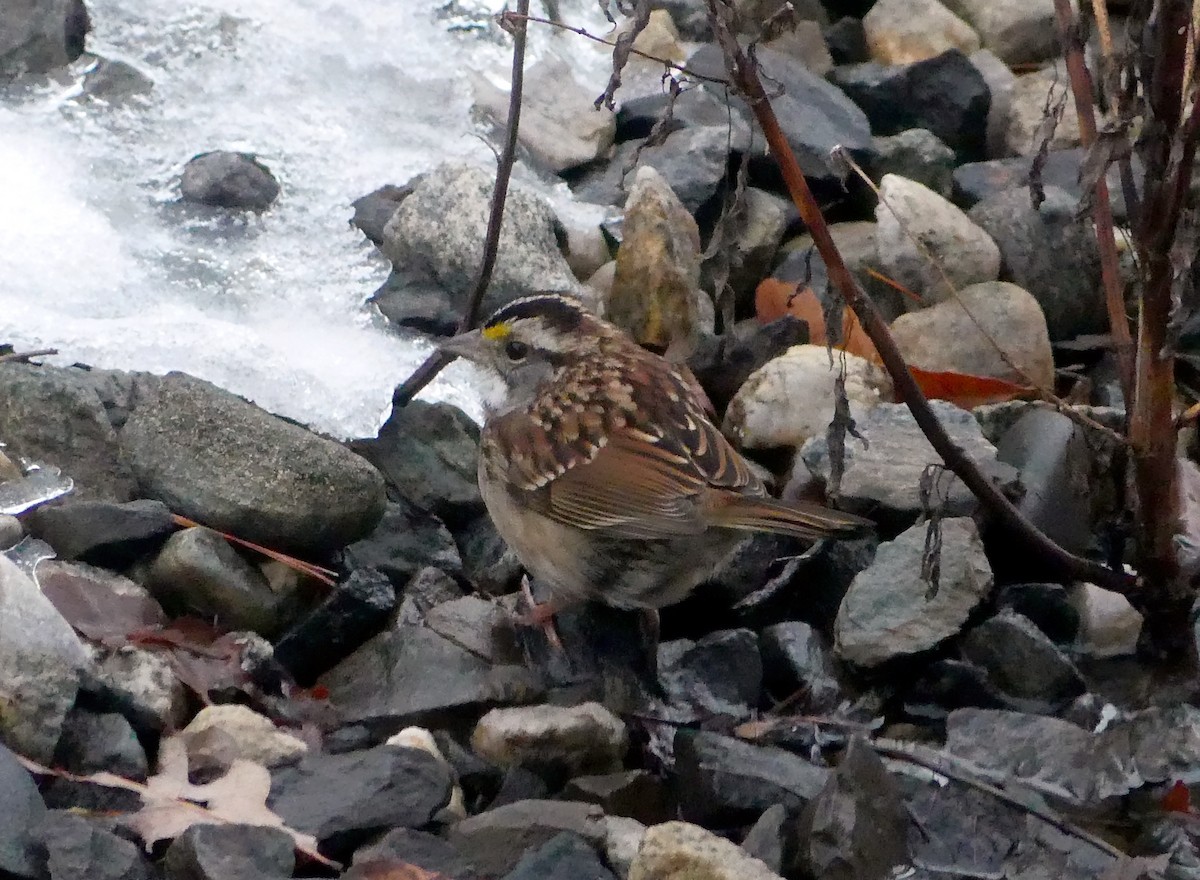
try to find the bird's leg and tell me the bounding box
[638,607,661,683]
[513,575,564,651]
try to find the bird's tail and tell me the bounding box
[707,493,872,540]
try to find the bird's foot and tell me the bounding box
[513,576,564,651]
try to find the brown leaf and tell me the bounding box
[900,366,1034,409]
[126,618,254,703]
[344,857,452,880]
[40,564,167,646]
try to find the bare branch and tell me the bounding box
[0,348,57,364]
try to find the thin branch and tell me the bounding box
[0,348,57,364]
[703,0,1135,595]
[391,0,531,409]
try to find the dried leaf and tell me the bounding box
[40,565,167,646]
[345,858,452,880]
[1160,779,1192,813]
[754,281,878,360]
[901,366,1034,409]
[127,618,256,703]
[595,0,651,110]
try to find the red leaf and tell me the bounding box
[40,563,167,646]
[901,366,1034,409]
[1162,780,1192,813]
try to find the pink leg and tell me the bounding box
[514,576,565,651]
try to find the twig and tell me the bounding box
[171,514,338,586]
[391,0,531,408]
[0,348,57,364]
[704,0,1135,595]
[1053,0,1135,407]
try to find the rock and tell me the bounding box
[874,173,1000,303]
[709,187,790,307]
[426,594,530,665]
[273,567,396,685]
[81,644,188,733]
[558,207,613,282]
[0,364,135,501]
[76,57,153,104]
[613,84,750,152]
[863,0,980,65]
[630,821,785,880]
[449,800,607,878]
[121,372,385,554]
[474,56,615,173]
[39,811,153,880]
[180,151,280,211]
[687,316,809,414]
[396,565,466,625]
[0,554,87,761]
[320,624,541,729]
[1002,67,1082,157]
[673,730,830,826]
[943,0,1057,64]
[53,708,147,781]
[179,704,307,774]
[970,49,1017,159]
[342,499,463,588]
[386,727,466,819]
[351,182,415,247]
[835,517,993,667]
[269,745,452,854]
[563,771,669,825]
[825,17,869,65]
[607,166,706,351]
[777,220,907,320]
[996,582,1080,644]
[795,738,909,879]
[871,128,956,197]
[723,344,893,452]
[967,186,1103,340]
[0,0,76,74]
[472,703,628,776]
[960,610,1086,705]
[800,400,1009,519]
[1069,583,1143,657]
[658,629,763,722]
[163,823,294,880]
[764,20,833,75]
[350,828,482,880]
[627,9,684,66]
[735,0,828,35]
[759,621,843,711]
[889,280,1055,388]
[741,805,788,874]
[501,832,616,880]
[604,816,646,880]
[830,50,991,158]
[147,527,290,637]
[378,163,583,331]
[453,514,523,596]
[0,514,21,549]
[28,498,173,564]
[0,742,47,880]
[351,400,481,525]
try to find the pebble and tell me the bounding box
[863,0,980,65]
[603,816,647,880]
[1069,583,1143,657]
[764,19,833,75]
[28,498,173,564]
[180,151,280,211]
[39,811,154,880]
[657,629,763,722]
[562,770,668,825]
[1002,66,1083,157]
[472,702,628,776]
[81,644,189,733]
[629,821,786,880]
[687,316,810,414]
[449,799,607,878]
[54,708,148,781]
[960,610,1086,705]
[872,128,956,197]
[179,704,307,774]
[944,0,1058,64]
[759,621,843,711]
[162,823,295,880]
[341,499,464,587]
[500,832,616,880]
[387,726,466,819]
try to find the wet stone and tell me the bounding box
[0,742,47,880]
[351,182,415,247]
[179,151,279,211]
[342,499,463,588]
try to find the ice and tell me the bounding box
[0,0,618,437]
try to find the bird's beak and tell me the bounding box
[437,329,486,363]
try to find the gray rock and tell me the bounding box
[776,220,906,321]
[1002,66,1081,157]
[871,128,956,197]
[474,56,615,173]
[341,499,463,588]
[449,799,607,878]
[709,187,789,307]
[455,512,524,597]
[53,708,147,781]
[629,821,785,880]
[674,729,830,826]
[396,565,466,626]
[120,372,385,554]
[604,815,647,880]
[0,742,46,880]
[163,823,294,880]
[740,805,788,874]
[77,57,153,103]
[269,745,453,852]
[472,702,628,775]
[0,554,87,761]
[968,185,1103,340]
[425,594,521,665]
[863,0,979,65]
[764,20,833,75]
[687,316,809,414]
[147,527,290,637]
[351,400,481,524]
[39,811,152,880]
[613,85,751,156]
[0,363,135,501]
[759,621,843,711]
[969,49,1017,159]
[800,400,1009,519]
[28,498,173,563]
[996,582,1079,644]
[379,163,583,330]
[180,151,280,211]
[562,771,669,826]
[351,182,415,247]
[0,514,22,549]
[81,644,188,733]
[835,518,993,667]
[320,625,542,730]
[658,629,762,722]
[351,827,482,880]
[960,610,1086,705]
[0,0,75,75]
[825,16,868,65]
[943,0,1056,64]
[501,832,616,880]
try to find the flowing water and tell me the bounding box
[0,0,617,437]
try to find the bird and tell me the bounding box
[438,293,871,624]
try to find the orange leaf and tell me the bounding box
[1162,780,1192,813]
[756,278,824,333]
[901,366,1034,409]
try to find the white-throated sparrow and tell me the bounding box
[439,293,870,616]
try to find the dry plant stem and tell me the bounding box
[0,348,57,363]
[1089,0,1114,60]
[391,0,531,408]
[1053,0,1134,405]
[704,0,1134,594]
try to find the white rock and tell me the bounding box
[629,821,784,880]
[723,345,893,451]
[179,703,307,771]
[875,173,1000,304]
[1069,583,1143,658]
[472,702,628,775]
[87,644,189,732]
[605,816,648,880]
[1002,66,1083,157]
[388,726,466,818]
[944,0,1057,65]
[863,0,980,65]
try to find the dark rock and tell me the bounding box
[0,363,135,501]
[396,565,466,625]
[349,828,481,880]
[796,737,909,880]
[0,0,77,74]
[53,708,147,781]
[905,658,1010,719]
[351,400,481,525]
[342,499,463,588]
[658,629,763,722]
[426,594,522,665]
[448,799,607,878]
[320,625,542,731]
[830,50,991,158]
[996,582,1079,644]
[871,128,956,197]
[562,770,670,825]
[614,85,750,150]
[120,372,386,554]
[501,832,615,880]
[268,745,452,854]
[77,57,153,103]
[673,729,830,826]
[687,316,809,415]
[760,621,843,711]
[0,514,21,549]
[960,611,1086,706]
[741,804,789,874]
[38,811,151,880]
[764,19,833,75]
[28,498,173,565]
[455,514,524,597]
[147,527,290,638]
[274,567,396,685]
[0,742,46,880]
[369,265,462,336]
[489,766,552,809]
[162,823,294,880]
[968,186,1103,341]
[824,16,868,64]
[65,0,91,61]
[351,182,415,247]
[705,531,809,606]
[649,0,709,41]
[180,151,280,211]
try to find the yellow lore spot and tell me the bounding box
[482,322,512,340]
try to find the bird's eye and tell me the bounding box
[504,339,529,362]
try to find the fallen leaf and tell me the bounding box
[901,366,1034,409]
[40,565,167,646]
[1161,779,1192,813]
[344,858,452,880]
